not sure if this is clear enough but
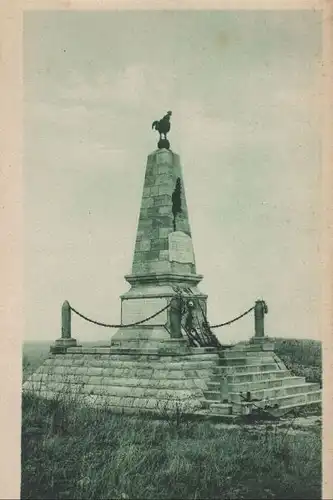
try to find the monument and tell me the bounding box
[110,110,218,352]
[23,113,321,419]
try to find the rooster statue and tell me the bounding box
[152,111,172,149]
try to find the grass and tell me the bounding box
[21,337,322,499]
[273,337,322,386]
[21,392,321,500]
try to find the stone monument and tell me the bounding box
[23,114,322,420]
[110,147,208,351]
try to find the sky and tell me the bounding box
[23,9,322,344]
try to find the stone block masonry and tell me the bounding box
[131,149,194,277]
[24,347,221,414]
[111,148,206,348]
[23,343,322,419]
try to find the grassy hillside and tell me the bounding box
[21,392,321,500]
[21,336,322,499]
[23,342,50,380]
[273,338,321,386]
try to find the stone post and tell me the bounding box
[54,300,77,348]
[220,376,229,403]
[61,300,71,339]
[254,299,267,338]
[250,299,274,350]
[169,296,183,338]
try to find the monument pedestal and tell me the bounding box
[54,338,78,347]
[111,275,207,349]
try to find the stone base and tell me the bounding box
[249,336,275,351]
[111,279,208,346]
[23,346,221,414]
[50,338,78,354]
[111,326,171,348]
[54,338,78,347]
[111,335,191,354]
[157,139,170,149]
[23,338,321,420]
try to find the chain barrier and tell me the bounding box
[68,293,257,335]
[172,285,255,330]
[209,306,255,329]
[69,302,171,329]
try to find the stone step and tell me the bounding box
[25,373,210,391]
[267,398,322,417]
[204,379,315,403]
[187,347,219,359]
[210,369,289,383]
[219,350,273,359]
[190,347,220,354]
[218,357,247,366]
[218,355,277,367]
[26,381,205,400]
[229,383,320,403]
[72,347,164,355]
[106,348,219,359]
[228,376,306,392]
[32,366,289,387]
[44,358,218,371]
[202,402,232,415]
[34,365,215,379]
[32,390,205,411]
[212,363,278,375]
[203,390,223,401]
[232,389,322,413]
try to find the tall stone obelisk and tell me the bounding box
[111,124,208,349]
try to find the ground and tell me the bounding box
[21,338,322,500]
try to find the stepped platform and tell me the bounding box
[23,339,321,420]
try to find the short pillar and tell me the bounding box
[254,299,268,338]
[62,300,71,338]
[220,376,229,403]
[169,296,183,339]
[250,299,274,350]
[54,300,77,348]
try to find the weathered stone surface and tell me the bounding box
[171,262,193,274]
[168,231,195,264]
[153,194,172,206]
[141,197,154,209]
[131,150,196,276]
[159,250,169,260]
[122,297,168,326]
[137,239,151,252]
[23,343,321,419]
[148,261,171,273]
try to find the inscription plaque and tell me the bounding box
[121,297,168,326]
[168,231,194,264]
